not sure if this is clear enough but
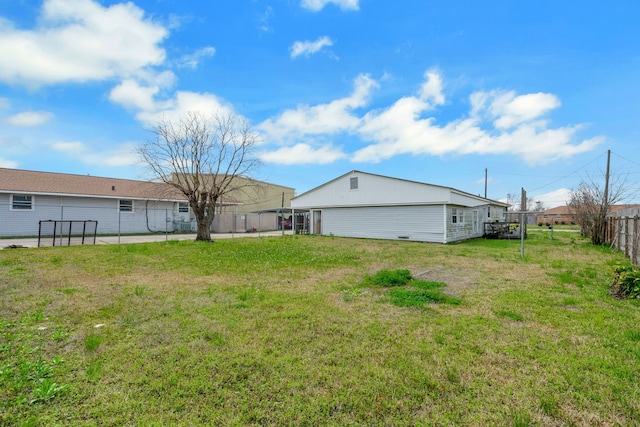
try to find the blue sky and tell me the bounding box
[1,0,639,208]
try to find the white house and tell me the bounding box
[291,170,509,243]
[0,168,232,237]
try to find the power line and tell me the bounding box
[527,151,608,193]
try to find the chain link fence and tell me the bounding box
[1,198,280,238]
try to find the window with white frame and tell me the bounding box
[119,199,133,212]
[11,194,33,210]
[178,202,189,213]
[452,207,464,224]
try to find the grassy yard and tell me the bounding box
[1,231,639,426]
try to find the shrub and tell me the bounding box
[612,266,640,299]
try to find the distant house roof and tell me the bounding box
[542,206,576,216]
[0,168,239,204]
[543,205,640,216]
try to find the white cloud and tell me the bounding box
[350,69,603,165]
[108,75,236,127]
[0,98,10,109]
[109,79,160,112]
[0,158,19,168]
[471,90,561,129]
[533,188,571,208]
[259,6,274,33]
[5,110,54,127]
[419,68,445,108]
[135,91,236,128]
[51,140,139,167]
[257,68,602,167]
[258,73,378,141]
[177,46,216,69]
[300,0,359,11]
[0,0,167,86]
[290,36,334,59]
[260,143,346,165]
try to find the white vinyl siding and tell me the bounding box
[291,171,511,244]
[0,194,179,237]
[320,205,445,243]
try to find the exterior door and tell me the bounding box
[313,210,322,235]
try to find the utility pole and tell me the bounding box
[604,149,611,204]
[520,187,526,258]
[484,168,488,199]
[601,149,611,244]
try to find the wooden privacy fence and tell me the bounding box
[606,215,640,266]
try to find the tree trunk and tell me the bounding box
[195,218,212,242]
[192,201,214,242]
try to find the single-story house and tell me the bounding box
[290,170,510,243]
[0,168,239,237]
[535,206,577,225]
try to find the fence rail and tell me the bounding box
[606,215,640,266]
[38,220,98,247]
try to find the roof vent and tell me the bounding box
[112,186,116,191]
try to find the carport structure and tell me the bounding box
[251,208,310,235]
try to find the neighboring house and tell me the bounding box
[536,205,640,226]
[290,170,509,243]
[536,206,576,225]
[0,168,234,237]
[219,176,295,215]
[169,174,295,232]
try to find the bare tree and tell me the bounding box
[138,111,261,242]
[568,173,630,245]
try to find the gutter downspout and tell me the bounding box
[443,204,448,244]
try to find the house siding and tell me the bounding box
[320,205,445,243]
[446,206,481,242]
[291,171,510,244]
[0,194,178,237]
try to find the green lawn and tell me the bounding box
[1,232,639,426]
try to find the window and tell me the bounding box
[119,199,133,212]
[178,202,189,213]
[350,177,358,190]
[487,206,491,218]
[11,195,33,210]
[452,208,465,225]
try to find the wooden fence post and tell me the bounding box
[631,215,640,265]
[624,217,630,258]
